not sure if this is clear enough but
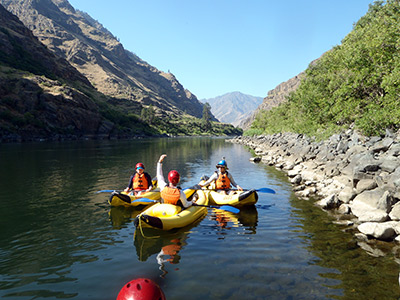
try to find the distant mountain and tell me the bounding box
[0,0,211,121]
[201,92,263,128]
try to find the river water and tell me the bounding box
[0,137,399,299]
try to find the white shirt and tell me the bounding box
[157,162,192,208]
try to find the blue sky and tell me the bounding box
[68,0,374,100]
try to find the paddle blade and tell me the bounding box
[216,205,240,213]
[96,189,117,194]
[131,198,158,204]
[256,188,276,194]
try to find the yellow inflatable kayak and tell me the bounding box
[206,189,258,207]
[134,189,208,231]
[108,189,161,207]
[198,178,258,207]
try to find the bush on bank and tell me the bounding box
[248,0,400,139]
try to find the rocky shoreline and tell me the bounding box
[228,131,400,245]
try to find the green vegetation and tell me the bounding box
[202,102,212,131]
[248,0,400,139]
[0,28,56,80]
[146,114,241,136]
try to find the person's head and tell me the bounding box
[135,162,145,174]
[168,170,180,186]
[216,159,228,173]
[117,278,165,300]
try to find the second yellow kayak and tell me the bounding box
[134,189,208,231]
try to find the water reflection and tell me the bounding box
[289,194,400,299]
[108,206,143,229]
[208,205,258,234]
[133,225,195,278]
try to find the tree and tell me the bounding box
[141,105,155,125]
[202,102,212,132]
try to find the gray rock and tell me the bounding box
[316,194,339,209]
[358,222,397,240]
[370,137,393,153]
[338,186,356,203]
[356,179,378,194]
[389,202,400,221]
[350,189,392,221]
[338,203,351,214]
[380,156,399,173]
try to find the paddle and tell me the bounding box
[132,199,159,204]
[244,188,276,194]
[96,189,120,194]
[186,185,276,194]
[127,197,239,213]
[192,203,240,213]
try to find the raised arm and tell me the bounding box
[157,154,168,189]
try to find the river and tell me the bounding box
[0,137,399,299]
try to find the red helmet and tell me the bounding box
[117,278,165,300]
[168,170,180,185]
[135,163,145,170]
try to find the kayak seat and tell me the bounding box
[152,204,182,217]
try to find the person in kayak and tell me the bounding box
[198,158,243,193]
[124,162,153,196]
[157,154,193,208]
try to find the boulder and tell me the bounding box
[357,221,398,240]
[350,189,392,212]
[355,179,378,194]
[389,202,400,221]
[338,186,356,203]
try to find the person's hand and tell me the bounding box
[124,187,129,192]
[159,154,167,163]
[237,185,243,191]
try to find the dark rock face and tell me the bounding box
[0,0,206,119]
[0,2,90,84]
[0,3,107,142]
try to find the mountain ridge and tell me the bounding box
[201,91,262,127]
[0,0,209,120]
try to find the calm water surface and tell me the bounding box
[0,137,399,299]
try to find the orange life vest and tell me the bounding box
[215,172,231,190]
[132,173,149,191]
[161,187,181,205]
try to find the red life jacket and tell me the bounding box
[161,187,181,205]
[215,171,231,190]
[132,173,149,191]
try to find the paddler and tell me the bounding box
[124,162,153,196]
[198,158,243,193]
[157,154,194,208]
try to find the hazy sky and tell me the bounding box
[68,0,373,100]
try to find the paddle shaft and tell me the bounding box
[193,203,240,213]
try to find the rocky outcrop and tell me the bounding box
[229,130,400,244]
[0,3,149,142]
[0,1,90,85]
[239,74,303,130]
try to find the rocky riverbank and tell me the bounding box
[228,131,400,244]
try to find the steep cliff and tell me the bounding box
[0,0,206,120]
[0,3,154,142]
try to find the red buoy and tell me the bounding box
[117,278,166,300]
